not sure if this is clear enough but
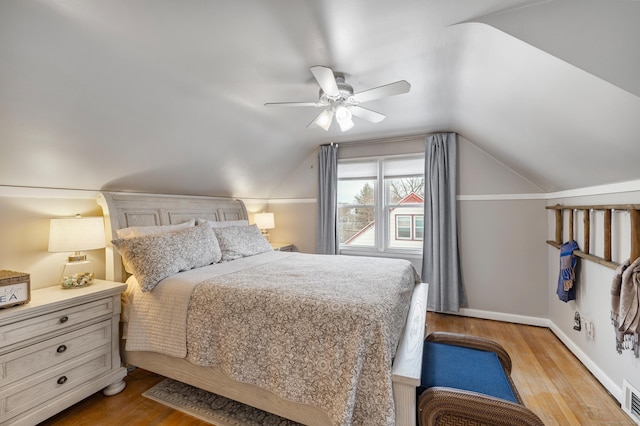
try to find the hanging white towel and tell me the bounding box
[611,257,640,356]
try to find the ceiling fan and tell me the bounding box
[264,66,411,132]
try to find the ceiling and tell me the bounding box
[1,0,639,198]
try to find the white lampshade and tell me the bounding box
[253,212,275,230]
[49,215,105,289]
[314,109,334,131]
[335,105,354,132]
[48,216,106,255]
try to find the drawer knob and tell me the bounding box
[56,344,67,353]
[59,316,69,324]
[57,376,68,385]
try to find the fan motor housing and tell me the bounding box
[319,79,354,105]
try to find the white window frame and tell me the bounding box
[337,154,424,256]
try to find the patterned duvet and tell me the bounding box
[124,251,419,425]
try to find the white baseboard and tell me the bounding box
[449,308,623,404]
[548,322,623,403]
[454,308,551,328]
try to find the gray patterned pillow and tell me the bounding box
[112,224,222,292]
[214,224,273,262]
[115,219,196,273]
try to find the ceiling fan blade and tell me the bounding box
[310,66,340,97]
[350,80,411,103]
[349,106,386,123]
[264,101,322,107]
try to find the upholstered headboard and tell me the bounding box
[96,191,248,283]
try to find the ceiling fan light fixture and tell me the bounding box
[265,66,411,131]
[314,109,334,131]
[338,118,354,132]
[335,105,354,132]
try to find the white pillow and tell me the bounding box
[112,224,221,292]
[213,224,272,262]
[116,218,196,239]
[196,218,249,228]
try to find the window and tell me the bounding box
[396,215,412,239]
[395,214,424,241]
[337,155,424,253]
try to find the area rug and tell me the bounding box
[142,378,303,426]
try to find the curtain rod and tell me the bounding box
[325,131,455,147]
[333,133,430,147]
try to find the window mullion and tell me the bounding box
[377,159,385,252]
[415,215,418,240]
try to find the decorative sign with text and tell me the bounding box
[0,271,31,308]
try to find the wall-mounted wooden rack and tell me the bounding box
[546,204,640,270]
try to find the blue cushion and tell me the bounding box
[417,341,518,404]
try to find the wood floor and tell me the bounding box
[40,313,635,426]
[427,313,634,426]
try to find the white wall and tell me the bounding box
[0,188,105,290]
[266,144,319,254]
[459,199,547,317]
[457,136,548,318]
[547,188,640,403]
[268,201,317,254]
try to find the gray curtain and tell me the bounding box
[422,133,465,312]
[317,143,339,254]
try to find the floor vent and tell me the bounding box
[623,380,640,425]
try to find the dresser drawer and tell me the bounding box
[0,346,111,424]
[0,320,111,388]
[0,297,114,350]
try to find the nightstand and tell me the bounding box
[0,279,128,425]
[270,242,294,252]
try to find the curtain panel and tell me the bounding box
[317,144,339,254]
[422,133,465,312]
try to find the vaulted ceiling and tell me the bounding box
[1,0,638,198]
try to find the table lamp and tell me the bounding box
[253,212,275,241]
[48,215,105,288]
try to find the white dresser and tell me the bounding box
[0,280,127,425]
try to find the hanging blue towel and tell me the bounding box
[557,240,579,302]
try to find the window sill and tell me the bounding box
[339,247,423,259]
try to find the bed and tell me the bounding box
[97,191,428,426]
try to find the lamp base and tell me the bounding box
[260,230,271,242]
[60,260,94,289]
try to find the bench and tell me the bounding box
[417,332,545,426]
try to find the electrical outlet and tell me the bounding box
[586,322,595,339]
